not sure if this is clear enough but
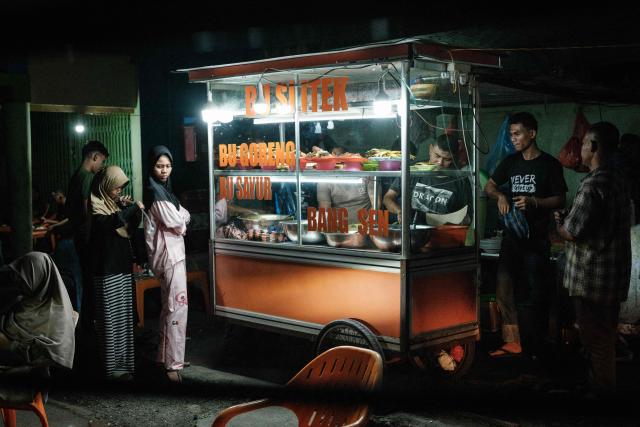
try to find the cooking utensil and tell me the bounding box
[240,214,292,230]
[282,220,325,244]
[370,224,434,252]
[323,229,369,248]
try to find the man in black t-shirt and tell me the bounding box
[384,134,472,225]
[484,112,567,359]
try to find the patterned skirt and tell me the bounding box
[93,273,134,378]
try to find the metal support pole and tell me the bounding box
[5,101,32,258]
[206,82,216,315]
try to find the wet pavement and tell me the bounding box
[12,297,640,426]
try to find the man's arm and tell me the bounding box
[316,184,332,209]
[514,193,566,211]
[383,189,401,216]
[484,178,510,215]
[554,211,575,241]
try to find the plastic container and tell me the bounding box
[362,161,379,171]
[315,158,337,170]
[341,161,363,171]
[378,159,401,171]
[428,225,469,248]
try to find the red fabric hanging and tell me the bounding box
[559,111,589,172]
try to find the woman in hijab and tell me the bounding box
[0,252,75,372]
[89,165,143,381]
[143,146,190,383]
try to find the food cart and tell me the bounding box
[179,41,500,378]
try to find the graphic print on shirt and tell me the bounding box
[510,174,537,194]
[175,291,188,307]
[411,183,454,214]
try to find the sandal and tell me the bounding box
[166,369,182,383]
[489,345,522,358]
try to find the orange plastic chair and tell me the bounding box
[211,345,383,427]
[135,269,211,328]
[0,391,49,427]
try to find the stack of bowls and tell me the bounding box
[479,237,502,254]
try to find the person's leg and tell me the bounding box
[492,236,522,355]
[573,297,619,393]
[74,237,92,329]
[157,261,188,373]
[522,243,552,356]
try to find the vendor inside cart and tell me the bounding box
[383,134,472,225]
[316,144,376,225]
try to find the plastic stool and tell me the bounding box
[0,391,48,427]
[135,270,211,328]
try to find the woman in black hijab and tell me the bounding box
[143,146,190,383]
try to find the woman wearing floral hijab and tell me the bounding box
[143,146,190,383]
[89,165,143,381]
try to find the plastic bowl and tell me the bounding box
[315,158,338,170]
[378,159,401,171]
[341,161,363,171]
[429,225,469,248]
[362,161,379,171]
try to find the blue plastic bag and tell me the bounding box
[485,115,515,175]
[500,204,529,240]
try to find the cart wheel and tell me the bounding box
[410,338,476,380]
[315,318,386,363]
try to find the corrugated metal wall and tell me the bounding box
[31,112,133,198]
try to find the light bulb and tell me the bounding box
[201,102,218,123]
[373,73,395,116]
[74,124,85,134]
[254,82,268,115]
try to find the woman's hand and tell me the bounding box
[119,195,133,206]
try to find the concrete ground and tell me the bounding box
[8,288,640,427]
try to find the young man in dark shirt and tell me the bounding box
[484,112,567,358]
[66,140,109,322]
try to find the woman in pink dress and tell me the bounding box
[143,146,190,383]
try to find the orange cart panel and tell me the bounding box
[215,254,401,337]
[411,270,477,337]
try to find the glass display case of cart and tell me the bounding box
[208,59,476,256]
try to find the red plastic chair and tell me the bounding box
[0,391,48,427]
[211,345,383,427]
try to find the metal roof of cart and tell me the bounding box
[178,39,501,82]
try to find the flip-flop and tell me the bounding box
[489,346,522,358]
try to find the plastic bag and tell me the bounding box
[559,111,590,172]
[500,204,529,240]
[485,115,515,175]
